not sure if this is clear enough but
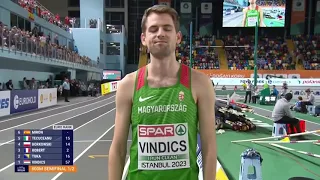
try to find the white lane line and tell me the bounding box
[0,95,106,124]
[51,124,116,179]
[0,95,115,133]
[0,100,115,148]
[0,108,116,173]
[251,105,320,125]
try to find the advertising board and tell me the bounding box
[38,88,58,108]
[10,90,38,114]
[101,83,111,95]
[102,70,122,80]
[101,81,120,96]
[199,70,320,78]
[211,78,320,86]
[110,81,118,91]
[0,91,10,117]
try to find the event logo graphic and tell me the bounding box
[40,94,43,103]
[40,94,49,104]
[111,82,117,91]
[14,95,19,109]
[175,124,186,136]
[14,95,37,109]
[178,91,184,101]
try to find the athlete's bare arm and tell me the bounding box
[192,70,217,180]
[108,72,136,180]
[258,7,266,27]
[242,8,247,27]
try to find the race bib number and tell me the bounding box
[137,123,190,170]
[247,17,258,27]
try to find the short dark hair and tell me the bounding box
[141,5,180,33]
[284,93,293,101]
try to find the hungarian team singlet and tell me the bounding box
[245,6,260,27]
[127,64,199,180]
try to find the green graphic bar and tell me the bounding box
[139,154,188,161]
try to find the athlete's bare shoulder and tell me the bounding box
[121,71,136,85]
[117,71,137,99]
[190,68,212,87]
[257,6,262,10]
[190,69,215,99]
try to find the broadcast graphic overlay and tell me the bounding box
[223,0,286,27]
[14,125,76,173]
[102,70,122,80]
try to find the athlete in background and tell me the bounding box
[242,0,266,27]
[108,5,216,180]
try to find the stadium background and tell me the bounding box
[34,0,318,72]
[0,0,320,179]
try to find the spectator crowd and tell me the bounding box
[176,34,220,69]
[223,35,295,70]
[293,35,320,70]
[144,33,320,71]
[14,0,75,31]
[0,77,100,99]
[0,21,94,66]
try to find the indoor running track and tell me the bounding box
[0,93,126,180]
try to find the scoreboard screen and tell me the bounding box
[14,125,76,173]
[102,70,121,80]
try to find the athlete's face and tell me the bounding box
[249,0,257,4]
[141,13,182,59]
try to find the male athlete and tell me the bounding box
[242,0,266,27]
[108,5,217,180]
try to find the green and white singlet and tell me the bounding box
[127,64,199,180]
[245,5,260,27]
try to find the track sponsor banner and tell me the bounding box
[199,70,320,78]
[110,81,118,91]
[38,88,57,108]
[180,1,192,35]
[0,91,10,117]
[137,123,190,170]
[101,81,120,96]
[199,1,213,35]
[291,0,306,35]
[211,78,320,86]
[10,90,38,114]
[101,83,111,95]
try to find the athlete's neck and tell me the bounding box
[148,54,180,78]
[249,3,256,9]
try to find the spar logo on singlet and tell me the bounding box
[137,123,190,170]
[137,91,187,114]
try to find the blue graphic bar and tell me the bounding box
[14,129,73,172]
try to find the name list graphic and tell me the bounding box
[14,125,77,173]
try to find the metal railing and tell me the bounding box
[11,0,72,32]
[0,26,99,69]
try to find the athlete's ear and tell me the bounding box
[176,31,182,44]
[141,33,147,46]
